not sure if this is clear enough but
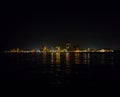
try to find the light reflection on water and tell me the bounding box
[82,53,90,64]
[66,52,70,65]
[51,52,54,64]
[42,52,47,64]
[56,53,60,64]
[75,52,80,64]
[2,52,120,86]
[28,52,116,65]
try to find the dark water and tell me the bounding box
[0,52,120,88]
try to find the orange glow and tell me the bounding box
[75,52,80,64]
[56,52,60,64]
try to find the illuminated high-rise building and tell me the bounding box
[40,46,47,52]
[66,42,71,51]
[16,48,19,53]
[56,46,60,52]
[43,46,47,52]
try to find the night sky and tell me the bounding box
[1,1,120,50]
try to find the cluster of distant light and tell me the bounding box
[4,47,114,53]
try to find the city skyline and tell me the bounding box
[2,41,120,51]
[4,43,114,53]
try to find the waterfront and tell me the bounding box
[0,52,120,87]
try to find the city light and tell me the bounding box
[4,48,114,53]
[3,42,114,53]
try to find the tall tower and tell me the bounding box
[66,42,71,51]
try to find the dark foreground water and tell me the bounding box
[0,52,120,88]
